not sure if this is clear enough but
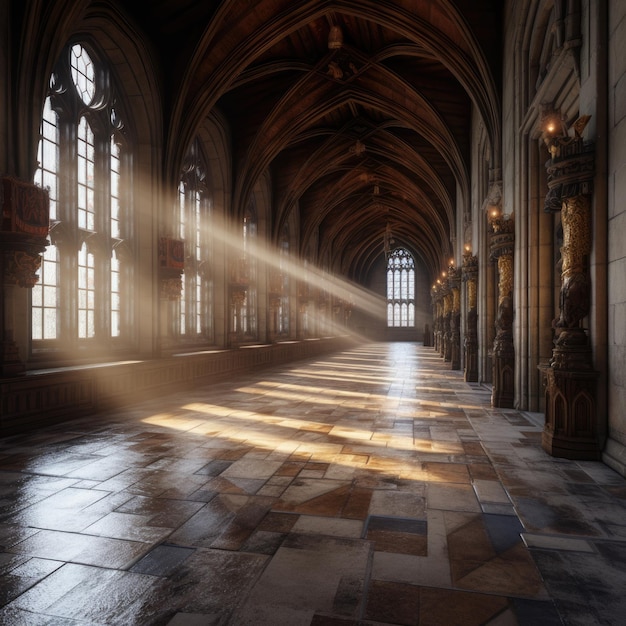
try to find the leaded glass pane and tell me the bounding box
[386,248,416,328]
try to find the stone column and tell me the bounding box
[541,127,599,459]
[462,251,479,382]
[489,214,515,408]
[430,284,442,354]
[0,176,50,375]
[449,265,461,370]
[442,277,452,362]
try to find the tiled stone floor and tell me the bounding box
[1,342,626,625]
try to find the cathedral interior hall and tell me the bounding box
[1,0,626,624]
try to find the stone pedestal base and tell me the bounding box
[492,353,514,408]
[464,338,478,382]
[541,365,600,460]
[492,332,514,408]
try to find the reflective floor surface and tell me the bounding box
[1,343,625,625]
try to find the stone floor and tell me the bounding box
[1,343,626,625]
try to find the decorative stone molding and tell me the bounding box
[1,177,50,287]
[0,176,50,375]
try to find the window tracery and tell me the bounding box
[386,248,415,328]
[177,139,214,341]
[32,42,132,351]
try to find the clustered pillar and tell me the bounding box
[449,265,461,370]
[489,213,515,408]
[541,123,599,460]
[462,250,479,382]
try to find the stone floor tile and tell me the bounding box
[291,515,363,539]
[82,511,173,543]
[232,534,370,623]
[10,529,152,569]
[472,479,511,504]
[521,532,596,552]
[130,543,196,576]
[427,482,481,512]
[364,579,420,625]
[368,490,426,519]
[1,343,625,625]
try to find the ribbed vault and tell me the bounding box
[125,0,501,285]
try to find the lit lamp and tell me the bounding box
[541,106,567,157]
[488,205,501,232]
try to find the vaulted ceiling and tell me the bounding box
[124,0,502,283]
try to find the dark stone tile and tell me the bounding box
[365,516,427,535]
[483,513,524,553]
[341,488,373,520]
[333,574,364,617]
[514,496,600,535]
[240,530,286,555]
[310,616,357,625]
[419,587,509,625]
[511,598,562,626]
[530,546,626,625]
[130,543,196,577]
[257,511,299,533]
[194,459,232,476]
[364,579,419,625]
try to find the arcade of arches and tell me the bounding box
[1,1,626,622]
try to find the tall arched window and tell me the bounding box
[386,248,415,327]
[178,139,214,342]
[32,42,132,353]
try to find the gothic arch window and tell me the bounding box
[178,139,214,341]
[32,42,132,351]
[386,248,415,327]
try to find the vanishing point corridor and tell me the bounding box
[1,343,625,625]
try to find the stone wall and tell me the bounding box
[604,0,626,475]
